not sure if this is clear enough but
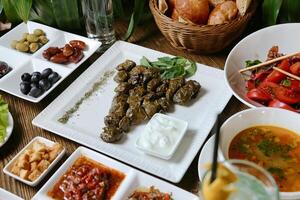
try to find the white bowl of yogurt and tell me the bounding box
[135,113,188,160]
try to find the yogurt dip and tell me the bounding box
[136,113,188,159]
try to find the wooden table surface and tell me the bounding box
[0,20,248,199]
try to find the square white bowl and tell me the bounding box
[135,113,188,160]
[0,21,101,103]
[3,136,65,187]
[0,58,70,103]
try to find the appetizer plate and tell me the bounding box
[33,41,232,182]
[3,136,65,186]
[32,147,199,200]
[0,187,23,200]
[224,23,300,108]
[0,21,101,103]
[0,112,14,148]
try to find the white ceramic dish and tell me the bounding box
[32,146,199,200]
[0,21,101,103]
[204,107,300,200]
[0,111,14,148]
[3,136,65,186]
[135,113,188,160]
[0,187,23,200]
[224,23,300,108]
[32,41,232,183]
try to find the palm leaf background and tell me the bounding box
[0,0,149,40]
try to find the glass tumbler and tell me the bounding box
[201,159,279,200]
[81,0,116,51]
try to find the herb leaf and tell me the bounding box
[268,167,284,180]
[245,60,262,68]
[0,96,9,143]
[281,79,291,87]
[140,56,197,79]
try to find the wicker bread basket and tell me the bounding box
[149,0,257,54]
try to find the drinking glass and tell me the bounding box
[201,159,279,200]
[81,0,116,51]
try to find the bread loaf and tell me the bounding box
[236,0,252,15]
[175,0,210,25]
[208,1,237,25]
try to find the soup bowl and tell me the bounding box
[219,107,300,200]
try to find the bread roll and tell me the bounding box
[208,1,238,25]
[236,0,252,15]
[171,8,179,20]
[158,0,168,14]
[175,0,210,25]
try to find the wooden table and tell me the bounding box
[0,21,248,199]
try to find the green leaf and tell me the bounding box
[277,0,300,23]
[50,0,81,30]
[14,0,32,22]
[140,56,152,68]
[262,0,283,26]
[30,0,56,26]
[0,2,3,16]
[245,60,262,68]
[113,0,124,18]
[1,0,21,23]
[123,0,146,40]
[185,61,197,77]
[141,56,197,79]
[281,79,291,87]
[0,96,8,143]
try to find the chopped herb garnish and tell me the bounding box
[257,139,292,157]
[245,60,262,68]
[268,167,284,180]
[281,79,291,87]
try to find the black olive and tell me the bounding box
[29,87,43,98]
[31,71,42,82]
[0,61,8,68]
[41,68,53,79]
[20,81,31,95]
[39,79,51,91]
[48,72,60,84]
[21,73,31,82]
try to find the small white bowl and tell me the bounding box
[3,136,65,187]
[224,23,300,108]
[219,107,300,200]
[135,113,188,160]
[0,111,13,148]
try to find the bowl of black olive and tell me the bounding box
[20,68,61,98]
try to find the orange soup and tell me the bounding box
[229,126,300,192]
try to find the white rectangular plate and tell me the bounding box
[32,147,199,200]
[32,41,232,182]
[0,21,101,103]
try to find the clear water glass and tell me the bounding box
[81,0,116,51]
[201,159,279,200]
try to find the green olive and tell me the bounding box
[33,29,45,36]
[10,40,18,49]
[29,43,39,53]
[22,32,29,39]
[38,35,49,44]
[23,41,30,46]
[19,38,26,43]
[16,42,29,52]
[26,34,39,43]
